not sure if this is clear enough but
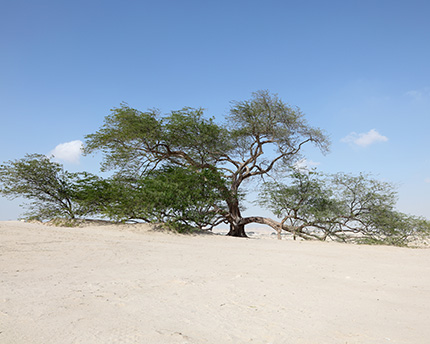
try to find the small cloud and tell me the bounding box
[425,178,430,184]
[49,140,83,164]
[293,158,320,172]
[405,88,430,101]
[341,129,388,147]
[405,90,423,100]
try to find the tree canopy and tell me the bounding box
[84,90,330,236]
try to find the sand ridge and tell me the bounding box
[1,221,429,343]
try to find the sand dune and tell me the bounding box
[1,221,429,343]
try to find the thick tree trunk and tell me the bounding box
[226,198,248,237]
[227,222,247,237]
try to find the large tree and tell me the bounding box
[84,90,330,236]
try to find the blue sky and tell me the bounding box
[1,0,429,221]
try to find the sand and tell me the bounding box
[1,221,429,344]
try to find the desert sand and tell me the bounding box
[1,221,429,344]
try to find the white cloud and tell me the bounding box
[405,88,430,101]
[425,178,430,184]
[293,158,320,172]
[405,90,423,100]
[49,140,83,164]
[341,129,388,147]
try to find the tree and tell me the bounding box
[84,91,330,236]
[0,154,92,220]
[259,170,430,245]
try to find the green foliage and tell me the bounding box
[260,170,430,245]
[163,108,231,163]
[84,105,163,173]
[140,166,228,229]
[75,165,228,230]
[84,104,230,174]
[0,154,93,220]
[71,174,130,221]
[227,90,330,161]
[0,154,227,229]
[261,170,334,219]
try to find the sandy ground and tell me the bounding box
[1,221,429,344]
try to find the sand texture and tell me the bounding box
[1,220,429,343]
